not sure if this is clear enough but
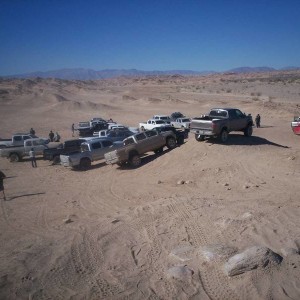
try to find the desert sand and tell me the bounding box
[0,71,299,299]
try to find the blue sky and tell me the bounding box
[0,0,300,75]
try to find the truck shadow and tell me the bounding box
[71,161,107,171]
[212,135,289,148]
[117,148,173,169]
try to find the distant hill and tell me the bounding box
[226,66,276,73]
[4,68,215,80]
[2,66,299,80]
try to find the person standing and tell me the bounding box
[255,114,261,128]
[54,132,61,142]
[30,128,36,135]
[29,148,37,168]
[49,130,54,142]
[72,123,75,137]
[0,170,6,201]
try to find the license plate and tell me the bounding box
[198,130,209,135]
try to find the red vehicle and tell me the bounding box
[291,116,300,135]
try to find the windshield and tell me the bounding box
[181,118,190,122]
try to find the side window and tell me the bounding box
[92,142,102,149]
[14,136,22,141]
[145,131,157,137]
[124,137,134,145]
[135,133,146,141]
[235,110,243,118]
[102,141,113,147]
[23,136,31,140]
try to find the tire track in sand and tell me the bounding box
[168,197,240,300]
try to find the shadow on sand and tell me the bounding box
[212,135,289,148]
[8,192,46,201]
[116,147,174,170]
[71,161,107,172]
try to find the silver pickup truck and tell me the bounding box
[0,138,50,162]
[0,133,38,148]
[190,108,253,143]
[60,138,122,170]
[104,130,177,168]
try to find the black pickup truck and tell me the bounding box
[190,108,253,143]
[43,138,89,163]
[152,125,188,145]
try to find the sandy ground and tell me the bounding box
[0,71,299,299]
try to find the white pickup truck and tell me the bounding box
[139,119,167,131]
[171,117,191,129]
[60,138,123,170]
[0,138,50,162]
[0,133,38,148]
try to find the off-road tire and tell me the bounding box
[195,134,205,141]
[154,147,164,154]
[53,155,60,164]
[140,126,145,131]
[129,154,141,168]
[244,124,253,137]
[80,158,91,170]
[166,137,177,149]
[177,136,184,145]
[9,153,20,162]
[219,129,229,143]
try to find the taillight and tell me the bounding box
[212,123,217,129]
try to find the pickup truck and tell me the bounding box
[139,119,167,131]
[0,138,50,162]
[171,117,191,129]
[190,108,253,143]
[152,125,188,145]
[60,138,122,170]
[43,138,93,163]
[153,115,171,124]
[76,119,108,136]
[104,130,177,168]
[0,133,38,148]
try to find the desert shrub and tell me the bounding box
[256,92,262,96]
[226,89,232,93]
[252,97,259,101]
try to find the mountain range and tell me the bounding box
[2,66,299,80]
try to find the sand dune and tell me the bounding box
[0,71,299,299]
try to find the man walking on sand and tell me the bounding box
[29,148,37,168]
[0,170,6,201]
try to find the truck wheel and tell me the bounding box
[219,129,229,143]
[140,126,145,131]
[117,161,126,167]
[195,134,204,141]
[154,147,164,154]
[177,136,184,145]
[53,156,60,164]
[80,158,91,170]
[244,125,253,137]
[166,137,176,149]
[129,154,141,168]
[9,153,20,162]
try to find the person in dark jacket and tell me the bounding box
[0,170,6,201]
[30,128,36,135]
[255,114,261,128]
[49,130,54,142]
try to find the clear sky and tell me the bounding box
[0,0,300,75]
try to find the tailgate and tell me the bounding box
[104,150,119,164]
[190,120,213,130]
